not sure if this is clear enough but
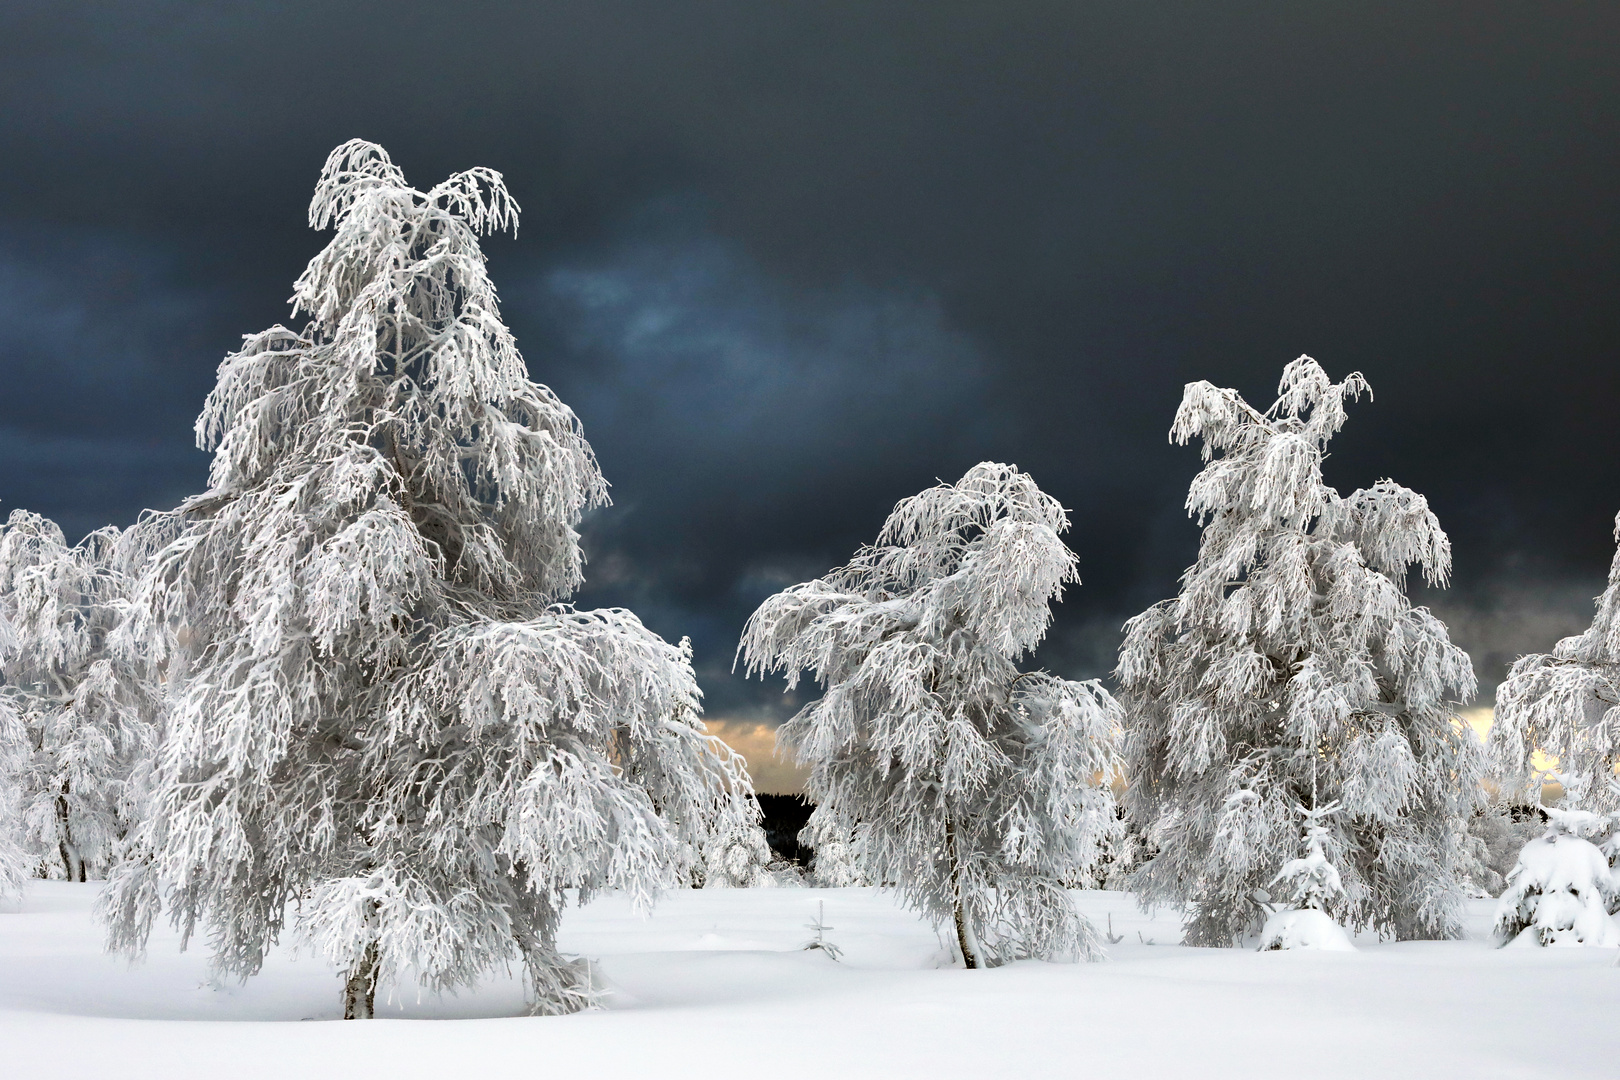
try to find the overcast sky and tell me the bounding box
[3,3,1617,783]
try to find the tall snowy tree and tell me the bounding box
[1118,357,1485,945]
[1489,511,1620,820]
[739,462,1122,967]
[0,512,153,883]
[100,141,755,1018]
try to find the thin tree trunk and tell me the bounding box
[56,782,82,882]
[342,896,382,1020]
[342,939,380,1020]
[946,816,979,969]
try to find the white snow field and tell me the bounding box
[3,883,1616,1080]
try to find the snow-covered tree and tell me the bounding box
[0,512,153,883]
[1489,511,1620,820]
[739,462,1122,967]
[100,140,754,1018]
[0,686,24,898]
[800,814,870,888]
[1257,803,1356,951]
[1492,790,1620,947]
[1118,357,1486,946]
[694,796,783,888]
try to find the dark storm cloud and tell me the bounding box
[3,2,1618,741]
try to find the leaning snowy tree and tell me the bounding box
[100,141,756,1018]
[1118,357,1486,946]
[739,462,1122,967]
[1489,511,1620,822]
[0,512,154,883]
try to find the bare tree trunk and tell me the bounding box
[342,896,382,1020]
[56,783,83,882]
[342,939,380,1020]
[946,816,979,969]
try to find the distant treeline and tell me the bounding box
[757,794,814,864]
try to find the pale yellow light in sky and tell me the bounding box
[1460,705,1559,771]
[703,719,808,795]
[707,707,1571,800]
[1461,705,1564,802]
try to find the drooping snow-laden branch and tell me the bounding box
[740,462,1122,967]
[99,140,752,1017]
[1119,357,1484,946]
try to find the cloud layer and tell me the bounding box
[2,4,1618,773]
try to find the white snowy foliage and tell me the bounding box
[0,512,154,884]
[0,692,23,897]
[801,814,871,889]
[1492,809,1620,948]
[1490,511,1620,817]
[1119,358,1485,945]
[99,141,752,1016]
[740,463,1122,966]
[1257,804,1356,952]
[1271,804,1347,912]
[697,807,784,889]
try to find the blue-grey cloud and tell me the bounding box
[0,227,220,535]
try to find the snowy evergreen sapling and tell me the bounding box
[740,463,1122,967]
[1257,803,1356,951]
[1118,357,1485,945]
[99,141,756,1017]
[1492,780,1620,947]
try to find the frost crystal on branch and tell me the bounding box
[99,141,752,1018]
[1119,357,1485,945]
[739,463,1122,967]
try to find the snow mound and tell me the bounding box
[1257,908,1356,952]
[1493,832,1620,948]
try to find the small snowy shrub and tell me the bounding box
[1492,803,1620,948]
[1118,357,1485,945]
[1258,804,1356,952]
[740,463,1122,967]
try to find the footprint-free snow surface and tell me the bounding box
[2,882,1615,1079]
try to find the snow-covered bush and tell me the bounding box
[740,462,1122,966]
[1492,801,1620,947]
[99,141,754,1018]
[1490,512,1620,819]
[1119,357,1486,945]
[1258,804,1356,952]
[0,512,153,883]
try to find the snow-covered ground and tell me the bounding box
[2,883,1616,1079]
